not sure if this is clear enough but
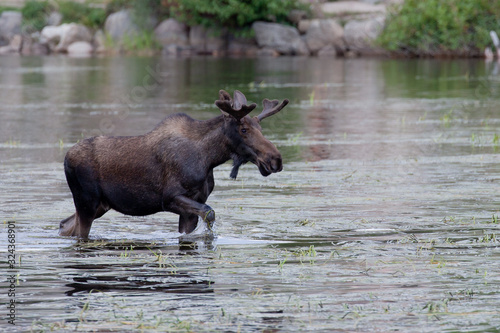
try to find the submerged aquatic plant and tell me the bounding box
[148,248,178,272]
[120,245,135,258]
[440,110,454,127]
[5,139,20,147]
[478,232,497,243]
[294,245,317,265]
[423,298,449,314]
[288,131,303,144]
[297,218,315,227]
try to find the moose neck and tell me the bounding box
[197,115,236,170]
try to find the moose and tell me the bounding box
[60,90,289,238]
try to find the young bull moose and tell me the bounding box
[60,90,289,238]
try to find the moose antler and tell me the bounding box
[215,90,256,121]
[256,98,289,122]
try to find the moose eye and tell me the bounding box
[241,128,248,134]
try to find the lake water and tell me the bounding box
[1,55,499,332]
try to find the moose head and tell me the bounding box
[215,89,289,179]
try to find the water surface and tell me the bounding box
[1,55,499,332]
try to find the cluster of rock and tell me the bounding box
[251,0,389,57]
[0,0,395,57]
[0,10,99,56]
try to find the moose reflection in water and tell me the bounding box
[59,90,289,238]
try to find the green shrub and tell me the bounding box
[22,0,53,32]
[166,0,303,32]
[57,1,106,29]
[22,0,105,31]
[378,0,500,56]
[122,30,160,52]
[0,6,18,14]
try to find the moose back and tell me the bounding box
[60,90,289,238]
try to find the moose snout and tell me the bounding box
[258,153,282,176]
[270,155,283,173]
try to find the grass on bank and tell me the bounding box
[22,0,105,31]
[378,0,500,56]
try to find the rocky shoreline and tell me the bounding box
[0,0,399,57]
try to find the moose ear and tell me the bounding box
[233,90,247,110]
[215,90,256,121]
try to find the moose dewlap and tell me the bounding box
[60,90,289,238]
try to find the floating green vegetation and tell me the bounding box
[440,110,454,127]
[294,245,317,265]
[341,303,364,320]
[278,245,318,272]
[477,232,497,243]
[296,218,315,227]
[469,132,498,147]
[288,131,303,144]
[423,298,449,314]
[309,90,315,106]
[443,215,500,226]
[5,139,20,147]
[148,248,178,272]
[119,244,135,258]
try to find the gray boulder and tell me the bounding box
[344,16,385,55]
[303,19,344,55]
[104,10,139,44]
[256,47,280,57]
[67,41,93,56]
[0,34,22,54]
[189,25,226,55]
[41,23,92,53]
[321,1,386,17]
[317,44,338,57]
[93,29,107,53]
[297,20,311,34]
[252,21,309,56]
[20,35,50,55]
[227,34,258,56]
[46,12,62,26]
[154,18,188,47]
[0,11,22,46]
[288,10,308,25]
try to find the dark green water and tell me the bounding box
[1,55,499,332]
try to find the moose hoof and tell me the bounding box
[204,209,215,223]
[202,210,215,231]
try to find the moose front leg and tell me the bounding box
[176,172,216,233]
[170,195,215,232]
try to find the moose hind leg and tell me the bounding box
[59,213,77,236]
[63,161,104,238]
[59,212,94,238]
[59,203,108,238]
[178,213,199,234]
